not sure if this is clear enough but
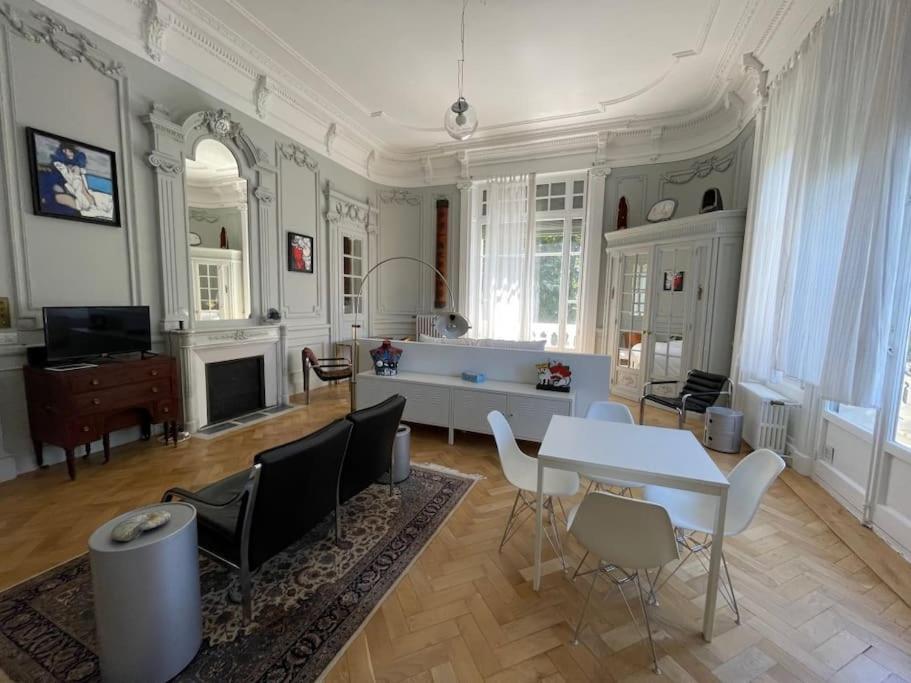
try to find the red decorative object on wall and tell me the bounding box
[434,199,449,309]
[617,196,629,230]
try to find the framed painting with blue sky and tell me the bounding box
[26,127,120,227]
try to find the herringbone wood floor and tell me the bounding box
[2,386,911,682]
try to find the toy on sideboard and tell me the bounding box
[536,360,572,392]
[370,339,403,376]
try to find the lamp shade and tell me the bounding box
[444,97,478,141]
[435,312,471,338]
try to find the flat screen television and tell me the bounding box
[43,306,152,362]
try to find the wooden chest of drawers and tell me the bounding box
[24,356,181,480]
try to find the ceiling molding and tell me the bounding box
[35,0,811,186]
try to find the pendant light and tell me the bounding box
[444,0,478,141]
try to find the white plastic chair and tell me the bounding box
[582,401,644,495]
[487,410,579,569]
[568,491,680,674]
[642,448,785,623]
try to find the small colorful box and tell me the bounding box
[461,371,486,383]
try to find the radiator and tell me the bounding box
[739,381,792,455]
[415,313,440,339]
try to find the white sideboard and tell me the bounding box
[355,371,575,444]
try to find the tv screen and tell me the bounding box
[43,306,152,362]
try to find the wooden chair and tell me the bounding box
[302,347,352,405]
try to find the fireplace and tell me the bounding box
[206,356,266,424]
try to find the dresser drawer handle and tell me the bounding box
[151,370,159,377]
[90,379,100,386]
[92,398,101,406]
[81,425,90,433]
[151,386,159,394]
[163,406,169,413]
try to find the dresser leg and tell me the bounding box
[65,449,76,480]
[103,433,111,463]
[84,443,91,458]
[33,439,45,468]
[171,421,178,447]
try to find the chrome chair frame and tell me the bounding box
[162,463,262,623]
[639,376,733,428]
[498,489,568,570]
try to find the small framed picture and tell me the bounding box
[663,270,685,291]
[288,232,314,273]
[26,127,120,226]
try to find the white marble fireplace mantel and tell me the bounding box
[169,325,289,432]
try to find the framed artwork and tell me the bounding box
[663,270,685,291]
[288,232,314,273]
[26,127,120,226]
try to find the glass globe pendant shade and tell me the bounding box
[444,97,478,141]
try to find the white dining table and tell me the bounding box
[534,415,731,642]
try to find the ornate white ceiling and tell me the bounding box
[37,0,833,185]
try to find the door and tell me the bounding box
[645,243,701,394]
[609,248,651,399]
[332,225,368,342]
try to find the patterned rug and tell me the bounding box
[0,465,476,682]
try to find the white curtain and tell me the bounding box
[737,0,911,407]
[468,176,534,340]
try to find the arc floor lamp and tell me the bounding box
[349,256,470,409]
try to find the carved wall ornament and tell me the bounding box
[188,208,219,223]
[325,123,337,157]
[0,6,124,78]
[661,152,735,185]
[254,74,272,119]
[195,109,270,168]
[379,189,420,206]
[365,150,376,179]
[143,0,171,63]
[327,199,369,225]
[147,151,183,176]
[742,51,769,100]
[253,187,275,204]
[422,156,433,185]
[278,142,318,171]
[590,162,612,178]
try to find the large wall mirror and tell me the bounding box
[184,139,251,322]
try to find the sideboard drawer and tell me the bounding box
[398,383,451,428]
[452,388,507,435]
[73,380,170,413]
[66,417,101,444]
[66,359,173,393]
[507,394,572,442]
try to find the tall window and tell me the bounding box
[531,174,585,349]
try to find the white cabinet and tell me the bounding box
[602,210,745,400]
[355,371,574,445]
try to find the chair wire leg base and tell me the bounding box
[636,572,661,674]
[500,491,568,570]
[572,567,599,645]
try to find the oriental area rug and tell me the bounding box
[0,465,476,682]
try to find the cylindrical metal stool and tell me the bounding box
[703,406,744,454]
[379,424,411,484]
[89,502,202,683]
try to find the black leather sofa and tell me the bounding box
[162,418,353,621]
[339,394,407,503]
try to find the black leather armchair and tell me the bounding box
[339,394,407,504]
[639,369,732,428]
[162,418,353,622]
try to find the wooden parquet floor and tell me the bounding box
[2,386,911,682]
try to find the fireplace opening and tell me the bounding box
[206,355,265,424]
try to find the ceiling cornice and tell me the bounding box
[33,0,802,186]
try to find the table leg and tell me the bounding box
[533,458,544,591]
[103,433,111,463]
[703,488,728,641]
[65,449,76,481]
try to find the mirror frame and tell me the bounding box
[145,105,278,331]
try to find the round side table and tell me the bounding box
[89,502,202,683]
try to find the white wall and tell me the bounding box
[0,0,457,479]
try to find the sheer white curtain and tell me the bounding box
[468,176,534,340]
[737,0,911,408]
